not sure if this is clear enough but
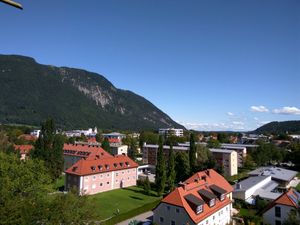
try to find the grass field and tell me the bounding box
[87,186,161,221]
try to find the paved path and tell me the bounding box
[116,211,153,225]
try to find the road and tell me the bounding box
[116,211,153,225]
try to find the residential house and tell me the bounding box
[14,144,34,160]
[65,154,138,195]
[153,169,233,225]
[262,188,300,225]
[103,132,126,144]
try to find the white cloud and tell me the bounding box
[227,112,234,116]
[272,106,300,115]
[232,121,244,126]
[250,105,269,112]
[180,121,245,131]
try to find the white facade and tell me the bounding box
[263,204,294,225]
[209,149,238,176]
[110,144,128,155]
[153,202,232,225]
[159,128,184,137]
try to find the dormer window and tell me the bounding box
[98,165,102,171]
[114,163,118,168]
[105,164,110,170]
[91,166,96,171]
[196,205,203,214]
[125,162,130,167]
[209,198,216,207]
[220,194,225,201]
[120,162,123,167]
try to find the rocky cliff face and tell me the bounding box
[0,54,184,130]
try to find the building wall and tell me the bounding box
[66,168,137,195]
[229,151,238,176]
[210,151,237,176]
[263,204,294,225]
[111,145,128,156]
[153,202,232,225]
[153,203,194,225]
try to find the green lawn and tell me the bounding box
[87,186,161,221]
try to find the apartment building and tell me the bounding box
[159,128,184,137]
[209,148,238,176]
[65,154,138,195]
[220,144,247,167]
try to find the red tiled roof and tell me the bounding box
[14,145,34,154]
[263,188,300,213]
[63,143,112,159]
[108,138,121,143]
[65,154,138,176]
[18,134,37,141]
[158,169,233,224]
[87,137,97,143]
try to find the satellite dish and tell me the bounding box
[0,0,23,10]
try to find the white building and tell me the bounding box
[220,144,247,167]
[110,144,128,156]
[262,188,300,225]
[30,129,41,138]
[64,127,98,137]
[159,128,184,137]
[153,169,233,225]
[209,148,238,176]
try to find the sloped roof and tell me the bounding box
[158,169,233,223]
[65,154,138,176]
[63,143,112,159]
[263,188,300,214]
[14,144,34,154]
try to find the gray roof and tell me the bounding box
[209,148,235,154]
[143,144,189,151]
[234,176,271,191]
[221,143,259,148]
[254,180,281,200]
[248,166,297,182]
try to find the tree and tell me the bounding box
[207,139,221,148]
[143,176,151,195]
[283,209,300,225]
[31,119,64,180]
[155,135,166,196]
[101,137,111,154]
[175,152,190,183]
[167,144,176,191]
[189,133,197,174]
[95,132,103,143]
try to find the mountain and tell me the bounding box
[254,121,300,134]
[0,54,184,131]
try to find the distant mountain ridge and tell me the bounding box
[0,54,184,130]
[253,120,300,134]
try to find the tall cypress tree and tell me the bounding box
[167,143,176,191]
[155,135,166,196]
[101,137,111,154]
[189,133,197,174]
[31,119,64,180]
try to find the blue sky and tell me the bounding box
[1,0,299,131]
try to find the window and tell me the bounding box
[107,174,109,177]
[171,220,175,225]
[116,179,118,183]
[220,194,225,201]
[116,172,118,177]
[166,205,170,211]
[176,208,180,213]
[196,205,203,214]
[93,175,96,180]
[159,217,164,223]
[275,206,281,217]
[209,198,216,207]
[100,183,103,186]
[107,181,110,185]
[275,220,281,225]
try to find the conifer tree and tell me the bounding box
[143,176,151,195]
[155,135,166,196]
[167,143,176,191]
[31,119,64,180]
[101,137,111,154]
[189,132,197,174]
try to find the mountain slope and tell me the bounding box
[254,120,300,134]
[0,54,184,130]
